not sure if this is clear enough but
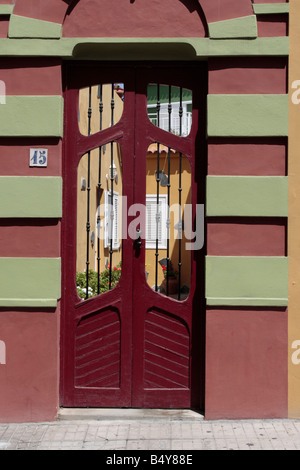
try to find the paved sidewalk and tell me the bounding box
[1,409,300,450]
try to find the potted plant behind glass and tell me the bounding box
[161,260,178,295]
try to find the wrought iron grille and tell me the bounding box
[148,84,191,301]
[77,84,123,301]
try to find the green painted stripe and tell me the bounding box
[208,15,257,39]
[0,5,14,15]
[207,94,288,137]
[0,176,62,218]
[0,37,289,59]
[206,176,288,217]
[206,256,288,307]
[201,36,288,57]
[0,96,63,137]
[0,258,61,308]
[9,14,62,39]
[253,4,289,15]
[0,298,59,308]
[206,297,288,307]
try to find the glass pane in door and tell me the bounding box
[76,142,123,299]
[147,84,192,137]
[145,143,192,301]
[79,83,124,136]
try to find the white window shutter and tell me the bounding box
[113,192,119,250]
[146,194,167,249]
[104,190,109,249]
[104,190,119,250]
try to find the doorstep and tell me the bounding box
[57,408,204,421]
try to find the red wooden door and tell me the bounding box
[61,63,207,409]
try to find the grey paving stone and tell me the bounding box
[1,412,300,451]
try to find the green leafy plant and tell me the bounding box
[76,263,122,299]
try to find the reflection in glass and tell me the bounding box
[79,84,124,136]
[145,143,191,301]
[147,84,192,137]
[76,142,123,300]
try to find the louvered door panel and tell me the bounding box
[75,309,121,388]
[144,310,190,389]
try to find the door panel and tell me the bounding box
[61,66,135,408]
[61,63,207,409]
[75,307,121,388]
[131,66,206,408]
[144,309,190,389]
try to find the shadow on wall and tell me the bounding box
[72,43,198,61]
[64,0,80,17]
[178,0,208,34]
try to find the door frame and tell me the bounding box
[60,61,208,411]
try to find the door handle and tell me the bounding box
[135,229,142,248]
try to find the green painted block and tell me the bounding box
[207,94,289,137]
[0,176,62,218]
[204,37,289,57]
[206,256,288,306]
[206,176,288,217]
[0,37,289,59]
[9,14,62,39]
[0,5,14,15]
[0,257,61,308]
[253,4,289,15]
[208,15,257,39]
[0,96,63,137]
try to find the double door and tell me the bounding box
[61,63,207,409]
